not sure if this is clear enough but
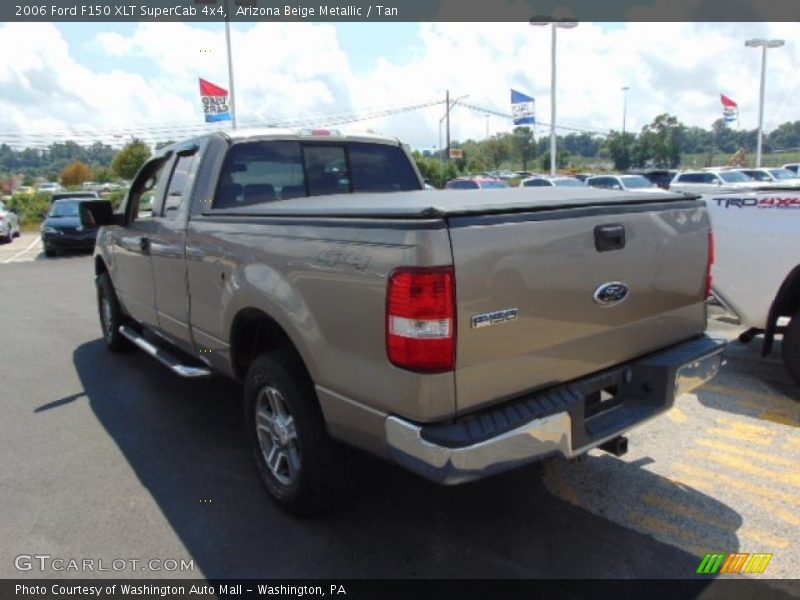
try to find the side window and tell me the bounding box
[706,174,722,184]
[162,153,197,219]
[214,142,306,209]
[127,158,170,222]
[348,143,421,192]
[678,173,700,183]
[303,145,350,197]
[524,179,549,187]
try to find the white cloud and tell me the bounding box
[0,22,799,151]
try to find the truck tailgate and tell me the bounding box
[448,198,710,415]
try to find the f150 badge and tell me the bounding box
[471,308,519,329]
[593,282,629,306]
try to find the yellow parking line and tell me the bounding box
[542,462,580,506]
[688,449,800,487]
[783,437,800,453]
[673,463,800,506]
[738,527,791,549]
[668,407,689,424]
[695,439,796,468]
[628,512,707,557]
[760,410,800,428]
[707,418,777,446]
[671,470,800,528]
[703,383,782,402]
[641,492,732,531]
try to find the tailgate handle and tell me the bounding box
[595,224,626,252]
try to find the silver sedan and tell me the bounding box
[0,201,20,243]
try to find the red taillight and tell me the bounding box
[705,230,715,298]
[386,266,455,373]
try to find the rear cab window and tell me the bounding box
[213,139,421,209]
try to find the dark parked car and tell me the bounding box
[41,199,101,257]
[627,170,677,190]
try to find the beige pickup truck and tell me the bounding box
[86,128,724,514]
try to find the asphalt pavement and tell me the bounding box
[0,256,797,595]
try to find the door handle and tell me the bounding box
[594,224,626,252]
[139,237,151,253]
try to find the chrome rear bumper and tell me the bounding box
[386,336,725,485]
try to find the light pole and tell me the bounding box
[530,17,578,175]
[224,0,237,128]
[745,38,784,167]
[621,86,629,135]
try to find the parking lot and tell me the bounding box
[0,255,797,593]
[0,232,43,264]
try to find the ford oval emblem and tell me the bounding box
[593,282,629,307]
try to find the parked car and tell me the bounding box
[586,174,663,193]
[85,127,723,514]
[445,177,508,190]
[51,191,100,203]
[627,169,677,190]
[38,182,62,194]
[41,198,102,257]
[520,176,584,188]
[733,167,800,186]
[13,186,35,196]
[669,169,763,193]
[782,163,800,174]
[0,200,20,243]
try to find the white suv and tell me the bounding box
[669,169,763,193]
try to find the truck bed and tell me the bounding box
[205,187,695,219]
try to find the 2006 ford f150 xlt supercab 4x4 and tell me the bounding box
[85,128,724,514]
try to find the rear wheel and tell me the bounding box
[245,349,357,515]
[44,248,56,258]
[781,311,800,389]
[3,226,12,244]
[96,272,132,352]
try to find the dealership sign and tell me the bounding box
[199,78,232,123]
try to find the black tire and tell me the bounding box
[245,349,358,515]
[96,272,133,352]
[782,311,800,388]
[3,227,12,244]
[44,248,56,257]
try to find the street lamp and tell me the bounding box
[745,38,784,167]
[437,94,468,173]
[530,17,578,175]
[621,86,630,135]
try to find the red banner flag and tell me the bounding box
[720,94,738,108]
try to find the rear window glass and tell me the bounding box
[349,143,421,193]
[523,179,552,187]
[478,181,508,189]
[446,180,479,189]
[213,140,421,209]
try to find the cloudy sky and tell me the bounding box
[0,21,798,150]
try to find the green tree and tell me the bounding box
[540,149,571,171]
[482,134,510,170]
[510,127,537,171]
[605,132,635,171]
[641,114,684,168]
[111,139,152,179]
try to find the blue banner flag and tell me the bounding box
[511,89,535,125]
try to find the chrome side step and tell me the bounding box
[119,326,212,378]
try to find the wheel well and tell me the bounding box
[95,256,108,277]
[230,309,300,380]
[764,264,800,356]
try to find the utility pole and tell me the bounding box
[745,38,784,167]
[622,86,629,135]
[445,89,450,162]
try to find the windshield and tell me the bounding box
[620,175,655,189]
[478,180,508,189]
[719,171,752,183]
[553,178,584,187]
[769,169,797,180]
[49,202,81,218]
[742,170,771,181]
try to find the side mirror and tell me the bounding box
[80,200,123,227]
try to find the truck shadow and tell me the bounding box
[695,338,800,428]
[61,339,762,588]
